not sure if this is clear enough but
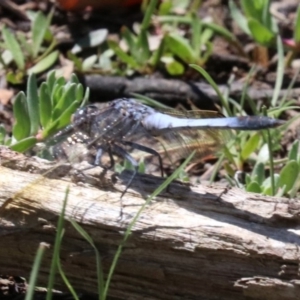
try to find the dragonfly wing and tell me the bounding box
[153,127,232,164]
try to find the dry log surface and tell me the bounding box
[0,146,300,300]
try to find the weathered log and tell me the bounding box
[0,146,300,300]
[83,75,300,110]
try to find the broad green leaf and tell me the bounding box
[27,51,59,74]
[241,132,260,160]
[12,92,30,140]
[139,0,158,35]
[44,100,80,137]
[2,26,25,70]
[246,181,261,193]
[27,74,40,136]
[251,162,265,185]
[262,174,280,195]
[6,70,24,84]
[10,136,37,152]
[165,60,184,75]
[70,73,79,84]
[16,32,33,58]
[257,143,270,163]
[46,70,56,94]
[75,84,84,101]
[199,41,213,65]
[108,40,139,69]
[229,0,250,35]
[191,13,202,55]
[81,87,90,107]
[67,51,83,71]
[121,26,137,55]
[149,36,165,67]
[82,55,97,71]
[241,0,264,21]
[52,83,77,120]
[288,140,299,161]
[136,31,151,62]
[165,33,196,63]
[39,82,52,128]
[203,21,246,57]
[158,0,172,15]
[31,11,49,58]
[278,160,299,192]
[248,18,275,46]
[294,5,300,43]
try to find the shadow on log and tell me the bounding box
[0,146,300,300]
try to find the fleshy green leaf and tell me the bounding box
[241,0,264,21]
[12,92,30,140]
[75,84,84,101]
[278,160,299,192]
[10,136,37,152]
[70,73,79,84]
[46,70,56,94]
[39,82,52,128]
[2,26,25,70]
[248,18,275,46]
[82,55,97,71]
[241,132,260,160]
[27,74,40,135]
[44,100,80,137]
[288,140,299,161]
[108,40,139,69]
[251,162,265,185]
[229,0,250,35]
[31,11,49,58]
[165,60,184,75]
[262,174,280,195]
[6,70,24,84]
[121,26,138,55]
[52,83,77,120]
[27,51,59,74]
[246,181,261,193]
[165,33,196,63]
[257,143,270,163]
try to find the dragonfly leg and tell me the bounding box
[112,144,138,199]
[121,141,164,177]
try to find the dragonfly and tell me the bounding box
[46,98,284,196]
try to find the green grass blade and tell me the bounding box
[69,221,104,300]
[294,5,300,43]
[271,36,284,107]
[103,151,195,298]
[57,230,80,300]
[25,243,49,300]
[46,187,69,300]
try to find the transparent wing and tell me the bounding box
[151,109,232,163]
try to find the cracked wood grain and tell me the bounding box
[0,146,300,300]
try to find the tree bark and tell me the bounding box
[0,146,300,300]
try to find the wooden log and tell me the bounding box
[0,146,300,300]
